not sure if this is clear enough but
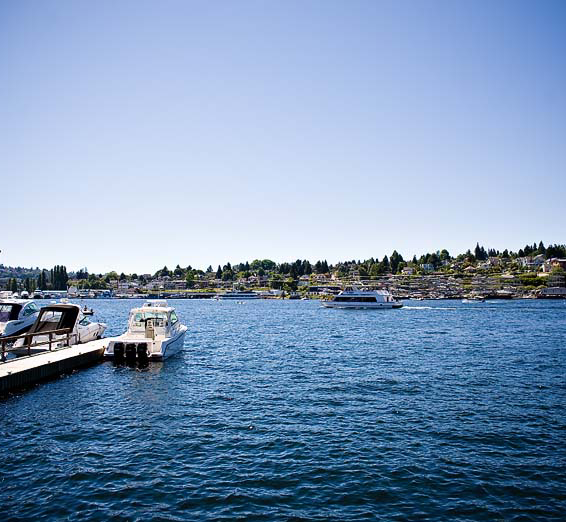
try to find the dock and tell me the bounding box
[0,337,117,395]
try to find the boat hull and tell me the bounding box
[217,295,260,300]
[159,326,187,359]
[104,325,187,361]
[322,302,403,309]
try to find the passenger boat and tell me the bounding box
[216,290,260,299]
[11,304,106,355]
[104,300,187,362]
[462,294,485,303]
[322,286,403,309]
[0,300,41,338]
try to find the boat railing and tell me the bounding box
[0,328,76,363]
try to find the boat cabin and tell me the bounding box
[0,301,39,323]
[128,302,180,340]
[24,305,80,343]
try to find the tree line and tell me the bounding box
[3,241,566,291]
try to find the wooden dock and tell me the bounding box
[0,337,117,395]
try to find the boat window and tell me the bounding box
[0,304,21,321]
[170,311,178,325]
[23,304,38,316]
[39,310,63,326]
[334,296,377,303]
[79,317,91,326]
[131,311,168,328]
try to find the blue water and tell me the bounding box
[1,299,565,521]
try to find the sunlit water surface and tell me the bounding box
[1,299,565,521]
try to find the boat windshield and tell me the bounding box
[131,311,168,328]
[40,310,64,326]
[0,304,22,322]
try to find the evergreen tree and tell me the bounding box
[430,252,441,268]
[390,250,404,274]
[304,260,312,275]
[474,243,487,261]
[289,264,298,279]
[379,255,390,274]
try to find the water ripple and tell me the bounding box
[1,299,566,521]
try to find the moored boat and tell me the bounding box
[104,300,187,361]
[82,305,94,315]
[0,300,41,338]
[11,303,106,355]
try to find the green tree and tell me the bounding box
[378,255,390,274]
[390,250,404,274]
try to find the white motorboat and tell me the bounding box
[217,290,260,300]
[104,300,187,361]
[82,305,94,315]
[11,303,106,355]
[462,296,485,303]
[0,300,41,338]
[322,286,403,309]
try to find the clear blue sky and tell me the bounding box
[1,0,565,274]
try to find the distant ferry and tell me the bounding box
[217,290,260,300]
[323,286,403,309]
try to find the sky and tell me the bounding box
[1,0,565,274]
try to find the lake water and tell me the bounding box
[1,299,565,521]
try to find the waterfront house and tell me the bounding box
[551,259,566,270]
